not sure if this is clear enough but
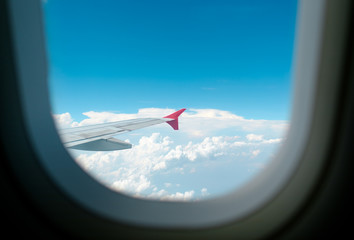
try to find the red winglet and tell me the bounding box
[163,108,186,130]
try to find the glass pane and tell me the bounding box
[43,0,297,201]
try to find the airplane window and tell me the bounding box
[43,0,297,201]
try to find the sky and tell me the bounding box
[43,0,298,201]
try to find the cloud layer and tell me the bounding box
[54,108,288,200]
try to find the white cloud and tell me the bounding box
[252,149,261,157]
[201,188,209,197]
[246,134,264,141]
[53,112,75,128]
[148,189,195,201]
[112,175,151,193]
[53,108,288,200]
[262,138,282,144]
[73,132,284,199]
[175,136,245,162]
[53,108,289,138]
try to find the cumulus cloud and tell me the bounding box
[251,149,261,157]
[165,136,247,162]
[201,188,209,197]
[73,132,284,200]
[54,108,288,137]
[74,133,175,197]
[53,108,288,200]
[262,138,282,144]
[181,108,288,136]
[53,112,75,128]
[112,175,151,193]
[148,189,195,201]
[246,134,264,141]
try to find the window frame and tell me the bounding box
[5,0,352,238]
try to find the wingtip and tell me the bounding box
[163,108,186,130]
[163,108,186,120]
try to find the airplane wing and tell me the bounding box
[58,108,186,151]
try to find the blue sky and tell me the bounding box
[44,0,298,200]
[44,0,297,121]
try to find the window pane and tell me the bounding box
[43,0,297,201]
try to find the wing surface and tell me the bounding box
[58,109,185,151]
